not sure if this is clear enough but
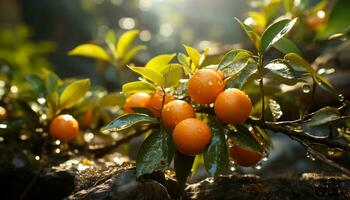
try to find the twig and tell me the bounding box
[257,53,265,121]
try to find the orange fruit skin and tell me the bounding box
[188,69,224,104]
[49,114,79,142]
[124,92,151,114]
[161,100,196,130]
[228,146,261,167]
[214,88,252,124]
[0,106,6,121]
[205,65,225,80]
[148,92,174,117]
[82,109,94,129]
[173,118,211,156]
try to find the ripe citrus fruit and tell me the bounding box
[49,114,79,142]
[124,92,151,114]
[173,118,211,156]
[161,100,196,129]
[228,146,261,167]
[214,88,252,124]
[81,108,94,129]
[148,91,174,117]
[205,65,225,80]
[0,106,6,121]
[188,69,224,104]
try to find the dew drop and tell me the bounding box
[208,81,213,86]
[35,156,40,161]
[37,97,46,105]
[338,94,345,102]
[262,157,268,161]
[55,148,61,154]
[255,162,262,170]
[302,84,311,93]
[229,160,236,172]
[327,150,335,156]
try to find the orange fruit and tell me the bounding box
[228,146,261,167]
[205,65,225,80]
[124,92,151,114]
[49,114,79,142]
[81,108,94,129]
[188,69,224,104]
[161,100,196,129]
[148,91,174,117]
[214,88,252,124]
[0,106,6,121]
[173,118,211,156]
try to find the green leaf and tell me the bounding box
[68,44,110,62]
[161,64,183,87]
[25,75,46,97]
[59,79,90,110]
[128,66,165,86]
[177,53,191,75]
[264,62,295,80]
[101,113,158,132]
[268,98,283,121]
[253,126,273,150]
[231,125,261,153]
[122,81,156,94]
[317,0,350,39]
[203,117,228,176]
[121,45,147,64]
[235,18,261,52]
[45,71,60,117]
[99,92,126,107]
[105,29,117,55]
[272,37,301,54]
[226,62,258,89]
[307,107,340,126]
[261,18,297,53]
[174,151,195,190]
[136,128,174,177]
[218,49,253,70]
[183,44,201,67]
[145,54,176,72]
[117,30,139,58]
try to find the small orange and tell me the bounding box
[228,146,261,167]
[148,91,174,117]
[188,69,224,104]
[124,92,151,114]
[173,118,211,156]
[49,114,79,142]
[81,108,94,129]
[205,65,225,80]
[0,106,6,121]
[214,88,252,124]
[161,100,195,129]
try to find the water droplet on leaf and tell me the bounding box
[302,84,311,93]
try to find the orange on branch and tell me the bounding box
[0,106,6,121]
[124,92,151,114]
[228,146,261,167]
[161,100,195,129]
[188,69,224,104]
[148,91,174,117]
[49,114,79,142]
[173,118,211,156]
[214,88,252,124]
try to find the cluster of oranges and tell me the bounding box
[124,68,261,166]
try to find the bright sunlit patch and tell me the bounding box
[110,0,123,6]
[37,97,46,105]
[139,0,152,11]
[244,17,254,26]
[317,10,325,19]
[160,23,173,37]
[10,86,18,93]
[0,124,7,129]
[62,114,74,121]
[119,17,136,30]
[199,40,210,50]
[140,30,152,41]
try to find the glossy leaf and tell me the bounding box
[253,126,272,150]
[231,124,261,153]
[264,62,295,80]
[161,64,183,87]
[261,18,297,53]
[145,54,176,72]
[121,45,147,64]
[226,62,258,89]
[117,30,139,58]
[273,37,300,54]
[59,79,90,110]
[218,49,253,70]
[203,117,228,176]
[101,113,158,132]
[68,44,110,62]
[128,66,165,86]
[183,44,201,67]
[122,81,156,94]
[268,98,283,121]
[136,128,174,177]
[235,18,261,51]
[174,151,195,190]
[307,107,340,126]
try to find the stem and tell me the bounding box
[257,53,265,121]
